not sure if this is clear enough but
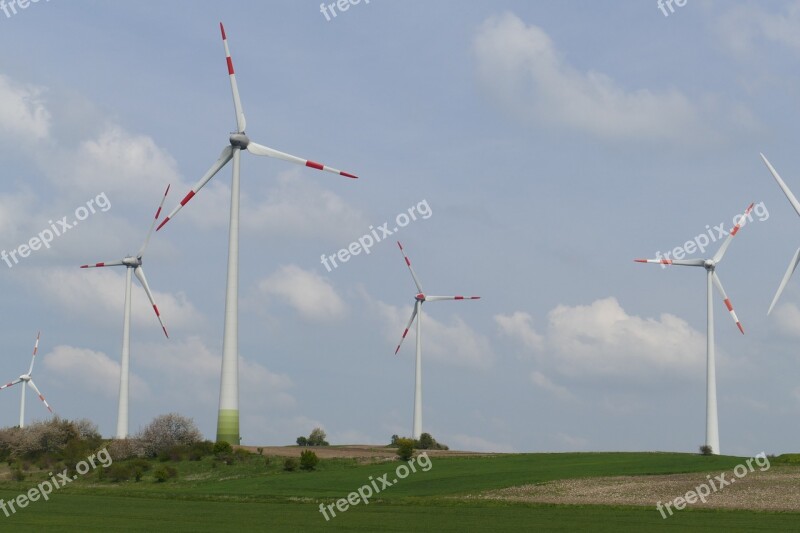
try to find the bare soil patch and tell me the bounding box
[472,466,800,512]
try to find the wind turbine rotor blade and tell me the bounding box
[761,153,800,217]
[0,379,22,391]
[246,142,358,179]
[768,247,800,315]
[80,260,124,269]
[220,23,246,133]
[134,266,169,338]
[396,241,424,294]
[26,331,40,376]
[633,258,706,267]
[712,272,744,334]
[394,304,419,355]
[426,295,481,302]
[138,184,171,258]
[157,146,234,231]
[713,203,755,264]
[27,380,53,414]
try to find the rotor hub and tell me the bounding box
[122,257,141,267]
[704,259,715,271]
[230,133,250,149]
[415,293,426,302]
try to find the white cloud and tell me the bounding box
[370,296,493,368]
[530,371,575,401]
[258,264,346,321]
[242,170,366,241]
[137,336,296,412]
[716,1,800,54]
[43,345,150,399]
[770,302,800,338]
[22,267,203,333]
[495,311,543,351]
[473,12,708,142]
[0,74,51,142]
[501,297,705,380]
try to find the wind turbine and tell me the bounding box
[635,203,753,455]
[760,153,800,314]
[81,185,170,439]
[394,241,480,440]
[0,332,53,428]
[155,23,358,445]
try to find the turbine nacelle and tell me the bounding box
[122,256,142,267]
[229,133,250,150]
[704,259,716,271]
[19,375,30,382]
[415,293,426,302]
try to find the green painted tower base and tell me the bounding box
[216,409,240,444]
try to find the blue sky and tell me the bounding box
[0,0,799,455]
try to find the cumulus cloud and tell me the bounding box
[771,302,800,338]
[499,297,705,379]
[530,371,575,401]
[136,336,296,412]
[0,74,51,142]
[258,264,346,321]
[715,1,800,54]
[495,311,543,351]
[43,345,150,399]
[473,12,713,143]
[370,297,493,368]
[22,267,203,333]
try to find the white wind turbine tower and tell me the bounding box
[760,154,800,314]
[635,203,753,455]
[0,332,54,428]
[81,185,170,439]
[156,23,358,445]
[394,241,480,440]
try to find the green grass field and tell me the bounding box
[0,452,797,532]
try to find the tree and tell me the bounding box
[699,445,713,456]
[138,413,203,458]
[307,428,329,446]
[396,438,414,461]
[296,436,308,447]
[300,450,319,471]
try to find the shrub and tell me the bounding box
[138,413,203,458]
[699,445,713,456]
[396,438,414,461]
[300,450,319,471]
[213,441,233,456]
[108,438,147,460]
[153,466,178,483]
[107,463,133,482]
[11,468,24,482]
[283,457,298,472]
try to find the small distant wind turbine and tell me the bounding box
[635,203,753,455]
[760,153,800,314]
[156,23,358,445]
[0,332,53,428]
[394,241,480,440]
[81,185,170,439]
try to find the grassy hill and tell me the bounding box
[0,451,797,532]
